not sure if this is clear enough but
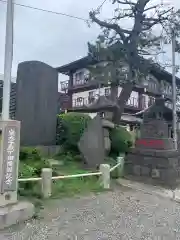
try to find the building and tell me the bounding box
[0,74,16,119]
[56,55,179,127]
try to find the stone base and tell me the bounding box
[0,201,34,230]
[125,148,180,188]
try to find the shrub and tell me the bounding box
[19,148,51,176]
[18,148,52,198]
[56,112,91,151]
[20,147,41,162]
[109,126,133,156]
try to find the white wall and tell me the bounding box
[72,87,139,107]
[71,66,174,110]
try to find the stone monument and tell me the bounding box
[78,114,105,169]
[15,61,58,146]
[125,98,180,188]
[77,96,117,169]
[0,120,34,229]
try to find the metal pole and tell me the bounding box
[2,0,14,120]
[172,29,177,150]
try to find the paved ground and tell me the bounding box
[1,186,180,239]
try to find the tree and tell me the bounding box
[88,0,180,124]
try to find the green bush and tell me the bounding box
[56,112,91,152]
[20,147,41,162]
[19,147,51,177]
[18,147,51,197]
[109,126,133,156]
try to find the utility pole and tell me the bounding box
[2,0,14,120]
[172,28,177,150]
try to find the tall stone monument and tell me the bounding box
[15,61,58,146]
[125,98,180,187]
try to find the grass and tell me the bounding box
[50,160,104,198]
[18,159,104,219]
[18,159,104,201]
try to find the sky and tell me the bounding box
[0,0,180,89]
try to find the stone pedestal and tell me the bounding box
[125,140,180,187]
[0,202,34,230]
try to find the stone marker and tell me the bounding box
[100,164,110,189]
[78,115,105,169]
[0,120,34,229]
[41,168,52,198]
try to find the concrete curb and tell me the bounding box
[116,178,180,203]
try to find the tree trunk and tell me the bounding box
[112,82,133,125]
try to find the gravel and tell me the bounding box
[1,186,180,239]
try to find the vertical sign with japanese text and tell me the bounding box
[1,123,20,193]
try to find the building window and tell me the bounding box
[84,73,89,82]
[74,71,84,85]
[88,91,95,104]
[148,96,155,107]
[105,88,111,96]
[89,91,95,98]
[99,112,105,118]
[77,97,83,102]
[148,81,157,92]
[76,97,83,106]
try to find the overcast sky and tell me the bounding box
[0,0,180,87]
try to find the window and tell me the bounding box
[77,97,83,102]
[88,91,95,104]
[99,112,105,118]
[76,97,83,106]
[148,96,155,107]
[89,91,95,98]
[74,71,84,85]
[84,73,89,82]
[105,88,111,96]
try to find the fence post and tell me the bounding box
[100,164,110,189]
[41,168,52,198]
[117,156,124,177]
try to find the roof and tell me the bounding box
[56,55,180,85]
[132,98,180,120]
[121,113,142,123]
[56,56,97,75]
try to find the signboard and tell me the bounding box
[1,123,20,193]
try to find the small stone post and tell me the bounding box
[41,168,52,198]
[100,164,110,189]
[116,156,125,177]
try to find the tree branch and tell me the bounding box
[144,5,157,12]
[89,12,131,42]
[113,0,136,5]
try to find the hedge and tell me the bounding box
[56,112,91,152]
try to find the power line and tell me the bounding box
[0,0,89,23]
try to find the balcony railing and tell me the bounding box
[60,79,172,100]
[72,96,140,109]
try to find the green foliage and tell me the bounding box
[109,126,133,156]
[56,112,91,151]
[20,147,41,162]
[18,147,51,198]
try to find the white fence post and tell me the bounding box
[100,164,110,189]
[41,168,52,198]
[117,156,124,177]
